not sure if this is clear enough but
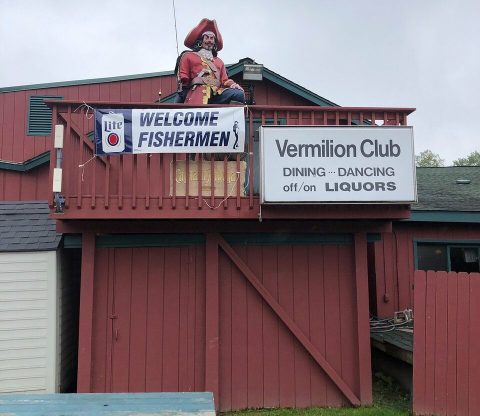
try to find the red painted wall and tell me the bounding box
[90,245,206,393]
[374,222,480,318]
[88,241,363,411]
[0,165,50,200]
[0,71,314,201]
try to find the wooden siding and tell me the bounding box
[413,270,480,416]
[0,71,311,166]
[0,75,176,201]
[373,222,480,318]
[90,245,206,394]
[218,243,359,410]
[0,165,50,201]
[0,251,57,393]
[85,236,368,411]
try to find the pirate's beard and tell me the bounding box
[198,48,214,61]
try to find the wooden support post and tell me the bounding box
[77,232,95,392]
[205,233,220,409]
[354,232,373,404]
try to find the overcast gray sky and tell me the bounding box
[1,0,479,164]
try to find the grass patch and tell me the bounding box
[221,374,410,416]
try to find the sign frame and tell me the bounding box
[260,125,417,205]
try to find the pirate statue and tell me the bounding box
[175,19,245,105]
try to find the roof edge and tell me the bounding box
[0,151,50,172]
[0,70,175,93]
[407,210,480,223]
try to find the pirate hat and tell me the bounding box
[184,18,223,51]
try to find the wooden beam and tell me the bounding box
[217,235,361,406]
[205,234,220,409]
[77,232,95,392]
[55,219,392,235]
[354,233,373,404]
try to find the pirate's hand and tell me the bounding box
[224,79,243,90]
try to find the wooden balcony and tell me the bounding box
[48,101,414,221]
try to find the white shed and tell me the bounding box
[0,201,77,394]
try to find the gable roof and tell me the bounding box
[0,201,61,252]
[0,58,337,106]
[160,57,337,106]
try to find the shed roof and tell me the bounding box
[413,166,480,212]
[0,201,61,252]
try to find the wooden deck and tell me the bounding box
[371,327,413,365]
[48,100,414,222]
[0,392,215,416]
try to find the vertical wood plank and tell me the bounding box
[308,245,327,407]
[354,233,371,404]
[77,232,95,392]
[262,246,280,408]
[292,246,311,407]
[323,245,343,406]
[424,271,437,415]
[91,248,109,392]
[413,270,427,414]
[128,248,148,392]
[468,273,480,416]
[205,234,220,409]
[446,272,458,415]
[186,246,197,390]
[194,245,206,392]
[219,246,233,410]
[145,248,164,391]
[162,247,181,391]
[178,247,190,391]
[434,271,448,415]
[456,272,470,416]
[230,245,248,409]
[246,246,264,408]
[111,248,133,392]
[277,245,296,407]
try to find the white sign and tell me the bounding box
[131,107,245,153]
[260,126,416,204]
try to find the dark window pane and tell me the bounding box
[417,244,448,271]
[450,247,480,273]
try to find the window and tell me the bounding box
[416,242,480,273]
[27,95,63,136]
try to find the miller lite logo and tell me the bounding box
[102,112,125,153]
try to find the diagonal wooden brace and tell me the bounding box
[217,234,361,406]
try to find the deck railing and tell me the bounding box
[48,101,414,220]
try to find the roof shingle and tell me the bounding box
[0,201,60,252]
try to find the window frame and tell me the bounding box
[414,239,480,272]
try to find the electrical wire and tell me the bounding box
[172,0,180,57]
[370,309,414,333]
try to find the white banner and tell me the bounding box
[260,126,416,203]
[131,107,245,153]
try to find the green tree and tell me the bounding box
[453,151,480,166]
[415,149,445,167]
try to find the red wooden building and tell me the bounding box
[0,58,417,411]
